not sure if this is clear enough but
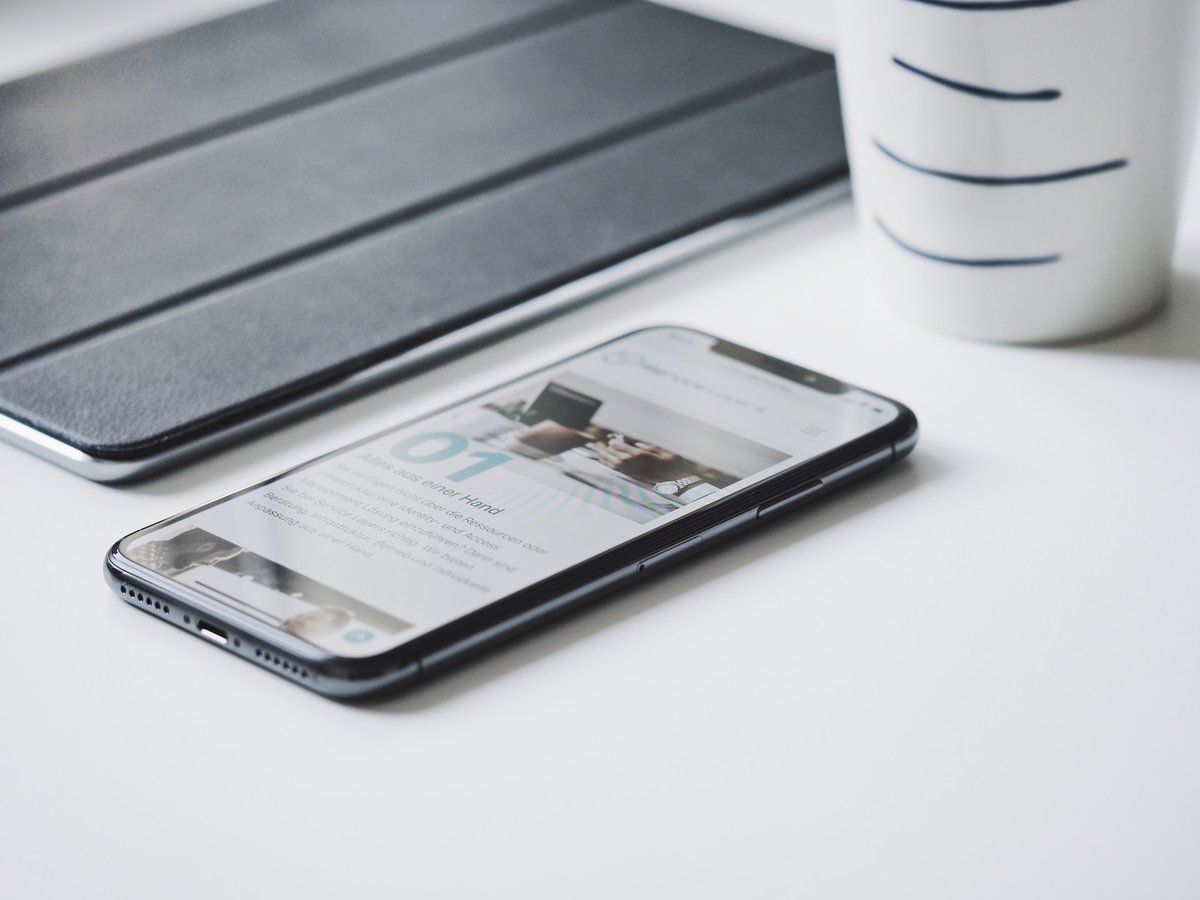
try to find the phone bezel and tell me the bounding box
[106,326,917,692]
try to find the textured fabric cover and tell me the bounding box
[0,0,844,459]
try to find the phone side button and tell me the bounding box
[756,480,823,521]
[638,535,704,574]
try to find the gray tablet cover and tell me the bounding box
[0,0,846,474]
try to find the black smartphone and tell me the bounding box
[106,327,917,699]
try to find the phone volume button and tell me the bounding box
[637,535,704,574]
[756,480,823,521]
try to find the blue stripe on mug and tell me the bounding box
[892,57,1061,101]
[876,217,1061,267]
[904,0,1080,10]
[873,139,1128,185]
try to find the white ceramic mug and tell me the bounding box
[835,0,1197,343]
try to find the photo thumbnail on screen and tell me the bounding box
[456,371,789,524]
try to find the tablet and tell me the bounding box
[0,0,847,481]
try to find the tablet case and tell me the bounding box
[0,0,846,478]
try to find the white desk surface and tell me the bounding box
[2,2,1198,898]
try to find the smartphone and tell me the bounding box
[106,327,917,698]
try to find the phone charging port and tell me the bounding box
[198,622,229,646]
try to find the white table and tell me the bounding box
[3,3,1198,898]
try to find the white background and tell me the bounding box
[1,2,1198,897]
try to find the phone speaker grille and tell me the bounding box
[120,582,171,617]
[254,646,310,680]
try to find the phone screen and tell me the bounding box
[120,328,899,656]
